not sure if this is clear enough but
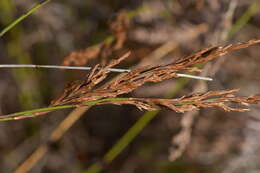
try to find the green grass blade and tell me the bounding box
[0,0,51,37]
[0,97,129,121]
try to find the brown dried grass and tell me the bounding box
[51,39,260,113]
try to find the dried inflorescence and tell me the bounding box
[94,89,260,112]
[51,39,260,113]
[52,52,131,106]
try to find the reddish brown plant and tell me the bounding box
[51,39,260,113]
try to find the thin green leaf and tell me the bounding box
[0,0,51,37]
[0,97,129,121]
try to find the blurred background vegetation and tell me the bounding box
[0,0,260,172]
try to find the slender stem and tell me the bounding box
[0,64,213,81]
[0,95,216,122]
[176,73,212,81]
[0,97,129,121]
[0,64,131,73]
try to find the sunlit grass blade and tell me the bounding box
[0,0,51,37]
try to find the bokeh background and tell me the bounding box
[0,0,260,172]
